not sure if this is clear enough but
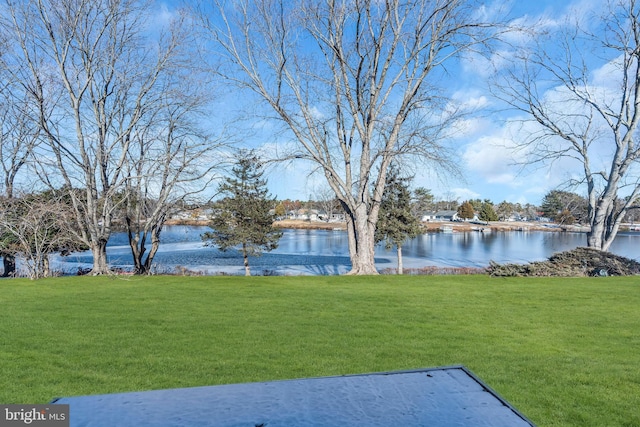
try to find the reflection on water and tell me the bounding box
[53,225,640,275]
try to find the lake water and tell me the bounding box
[52,225,640,275]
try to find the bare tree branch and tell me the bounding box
[494,0,640,251]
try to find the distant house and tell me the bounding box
[421,210,460,222]
[308,209,320,221]
[465,213,479,222]
[291,208,320,221]
[318,211,346,222]
[331,213,346,222]
[506,212,522,222]
[171,208,213,221]
[421,212,437,222]
[437,210,459,221]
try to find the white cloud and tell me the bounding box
[452,118,486,137]
[462,127,522,185]
[153,3,177,29]
[450,187,481,201]
[451,91,490,111]
[591,55,625,91]
[461,113,588,201]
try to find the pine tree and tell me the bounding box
[375,166,422,275]
[410,187,435,218]
[541,190,588,223]
[540,191,563,218]
[202,150,282,276]
[478,200,498,222]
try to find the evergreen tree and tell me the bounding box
[375,166,422,275]
[410,187,435,218]
[468,199,483,211]
[540,191,563,218]
[457,201,475,220]
[495,200,515,221]
[202,151,282,276]
[478,200,498,222]
[541,190,588,223]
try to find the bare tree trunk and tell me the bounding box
[140,225,162,275]
[397,245,403,275]
[346,212,378,275]
[242,243,251,276]
[129,233,160,275]
[129,236,146,275]
[127,218,164,275]
[587,196,623,252]
[588,210,608,251]
[43,257,50,278]
[587,232,604,251]
[126,216,145,274]
[2,255,15,277]
[90,240,110,275]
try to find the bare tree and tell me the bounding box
[314,185,342,222]
[0,192,82,279]
[496,0,640,251]
[123,63,225,275]
[0,96,40,276]
[0,38,42,276]
[2,0,199,274]
[201,0,489,274]
[0,92,40,200]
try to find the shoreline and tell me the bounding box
[165,218,590,233]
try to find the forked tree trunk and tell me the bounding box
[587,222,619,252]
[587,226,605,251]
[587,196,622,252]
[127,216,166,275]
[129,233,159,275]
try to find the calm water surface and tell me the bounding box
[53,225,640,275]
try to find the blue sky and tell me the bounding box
[192,0,612,206]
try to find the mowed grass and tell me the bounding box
[1,275,639,426]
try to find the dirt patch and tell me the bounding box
[488,247,640,277]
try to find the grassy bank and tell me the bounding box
[1,275,638,426]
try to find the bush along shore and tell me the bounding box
[488,247,640,277]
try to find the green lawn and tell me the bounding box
[1,275,639,426]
